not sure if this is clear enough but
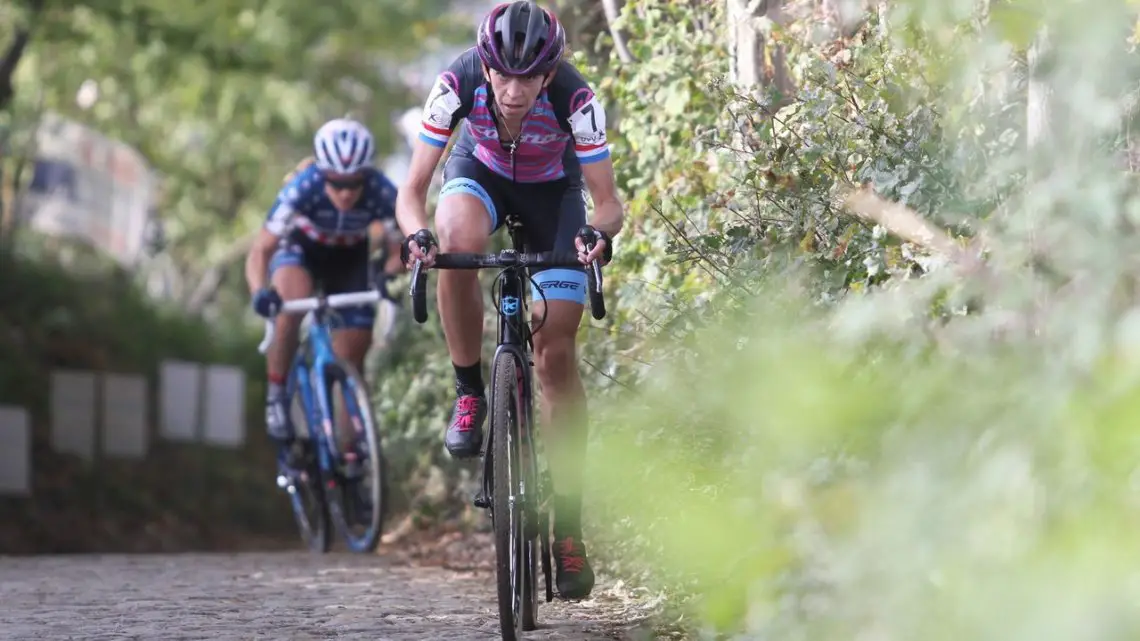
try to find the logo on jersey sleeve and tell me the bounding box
[566,92,607,146]
[423,74,463,130]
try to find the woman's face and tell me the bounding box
[322,171,364,211]
[484,65,553,120]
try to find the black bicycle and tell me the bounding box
[407,218,606,640]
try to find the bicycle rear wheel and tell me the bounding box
[491,353,539,640]
[283,382,331,553]
[323,359,388,553]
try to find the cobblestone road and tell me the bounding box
[0,550,655,640]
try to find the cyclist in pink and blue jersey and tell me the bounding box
[396,0,625,601]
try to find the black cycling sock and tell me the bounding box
[553,493,582,537]
[453,361,484,396]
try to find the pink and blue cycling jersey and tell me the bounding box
[418,47,610,183]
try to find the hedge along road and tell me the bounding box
[0,534,660,639]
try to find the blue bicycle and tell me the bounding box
[258,287,389,554]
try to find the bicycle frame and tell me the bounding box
[483,217,538,499]
[294,310,347,473]
[259,290,384,478]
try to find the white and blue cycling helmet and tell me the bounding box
[313,118,375,174]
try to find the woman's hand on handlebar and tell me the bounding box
[401,229,438,269]
[575,225,613,266]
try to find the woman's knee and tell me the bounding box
[534,333,577,385]
[271,265,313,299]
[436,194,493,252]
[532,300,584,384]
[268,266,311,333]
[333,329,373,362]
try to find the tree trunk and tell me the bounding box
[1026,27,1052,164]
[821,0,868,39]
[0,30,31,113]
[1024,26,1052,279]
[725,0,795,110]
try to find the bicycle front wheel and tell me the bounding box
[323,358,388,553]
[490,353,539,640]
[284,383,331,554]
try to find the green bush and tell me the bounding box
[569,0,1140,637]
[589,288,1140,638]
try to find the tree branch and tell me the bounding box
[0,0,45,112]
[840,184,987,276]
[601,0,636,63]
[183,231,257,313]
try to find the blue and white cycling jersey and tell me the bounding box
[264,162,397,246]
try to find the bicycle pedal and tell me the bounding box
[472,491,491,509]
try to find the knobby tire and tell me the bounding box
[324,359,388,553]
[287,383,332,554]
[492,354,539,639]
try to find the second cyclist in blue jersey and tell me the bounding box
[396,0,626,601]
[244,118,401,464]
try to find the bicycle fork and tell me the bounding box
[275,364,338,490]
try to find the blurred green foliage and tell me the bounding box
[550,0,1140,637]
[0,0,469,545]
[592,293,1140,638]
[1,0,467,314]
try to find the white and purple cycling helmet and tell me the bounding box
[313,118,374,175]
[476,1,566,76]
